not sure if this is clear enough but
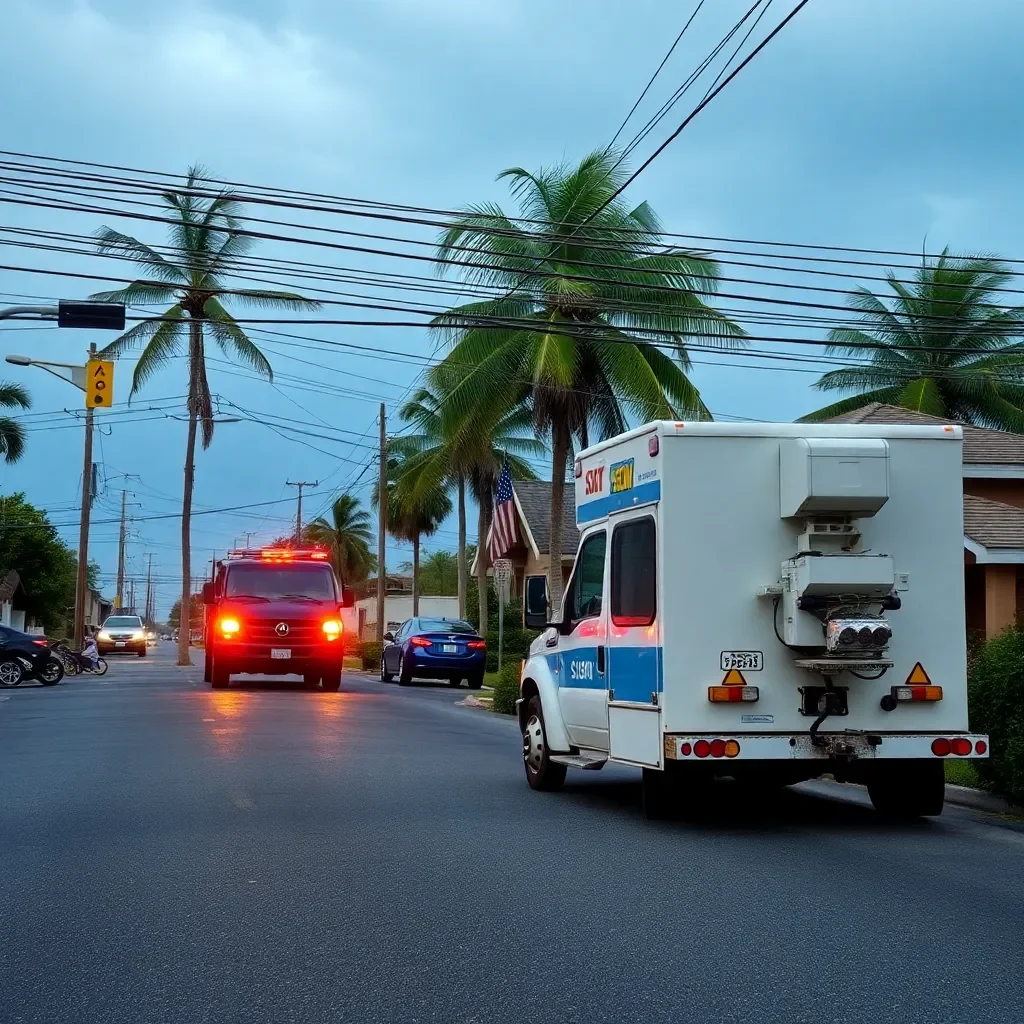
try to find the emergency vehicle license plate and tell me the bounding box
[271,648,291,660]
[443,644,457,653]
[115,641,125,648]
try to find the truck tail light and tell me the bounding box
[467,640,486,650]
[688,738,741,759]
[219,617,240,636]
[321,620,342,641]
[409,636,432,648]
[950,737,972,756]
[708,686,759,702]
[892,685,943,703]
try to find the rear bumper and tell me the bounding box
[405,654,485,678]
[664,732,990,762]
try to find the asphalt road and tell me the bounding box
[2,643,1023,1024]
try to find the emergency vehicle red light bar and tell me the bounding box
[227,548,330,561]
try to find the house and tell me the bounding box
[0,570,48,634]
[349,574,459,641]
[824,403,1024,640]
[476,479,578,626]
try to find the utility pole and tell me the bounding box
[127,577,135,615]
[115,489,127,610]
[376,403,387,644]
[144,553,153,624]
[73,342,97,649]
[286,480,318,544]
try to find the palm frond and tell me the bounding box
[203,298,273,380]
[0,416,27,463]
[0,381,31,410]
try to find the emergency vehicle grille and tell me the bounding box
[247,621,320,643]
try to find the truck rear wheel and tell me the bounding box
[523,696,566,792]
[867,760,945,819]
[203,653,212,683]
[642,768,678,820]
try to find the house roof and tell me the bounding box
[514,479,579,557]
[823,403,1024,465]
[964,495,1024,550]
[0,570,21,603]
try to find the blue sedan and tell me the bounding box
[381,617,486,688]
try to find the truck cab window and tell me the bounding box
[566,532,607,627]
[611,517,656,626]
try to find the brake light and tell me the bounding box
[409,636,432,647]
[680,738,741,758]
[708,685,759,703]
[891,685,943,703]
[219,617,240,636]
[322,620,342,641]
[32,638,48,647]
[950,737,972,756]
[467,640,486,650]
[931,738,951,756]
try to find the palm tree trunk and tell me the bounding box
[548,416,570,617]
[178,381,199,668]
[456,473,467,619]
[476,481,491,632]
[412,532,421,616]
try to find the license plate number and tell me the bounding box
[443,644,457,653]
[720,650,762,671]
[115,641,125,647]
[271,648,291,660]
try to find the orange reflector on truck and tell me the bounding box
[708,686,759,703]
[891,685,942,703]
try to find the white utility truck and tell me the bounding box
[517,420,989,819]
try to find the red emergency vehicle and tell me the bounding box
[201,548,353,690]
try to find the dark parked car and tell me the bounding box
[381,617,485,688]
[0,625,64,686]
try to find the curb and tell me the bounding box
[944,783,1022,816]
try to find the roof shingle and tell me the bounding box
[514,479,579,557]
[823,403,1024,465]
[964,494,1024,549]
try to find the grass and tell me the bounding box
[944,759,984,789]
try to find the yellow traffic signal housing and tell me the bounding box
[86,359,114,407]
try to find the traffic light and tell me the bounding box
[58,301,126,331]
[86,359,114,408]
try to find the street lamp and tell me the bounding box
[2,300,126,648]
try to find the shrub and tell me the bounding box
[967,627,1024,804]
[491,659,522,715]
[360,641,382,671]
[484,628,539,673]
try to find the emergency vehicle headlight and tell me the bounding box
[322,619,342,640]
[219,617,240,636]
[708,686,759,703]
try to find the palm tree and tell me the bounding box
[305,494,373,584]
[90,166,320,665]
[374,449,452,616]
[0,382,30,463]
[398,381,544,621]
[430,149,743,610]
[802,249,1024,427]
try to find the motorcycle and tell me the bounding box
[53,641,108,677]
[0,638,64,687]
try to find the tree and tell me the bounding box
[399,550,458,596]
[430,149,743,611]
[801,249,1024,427]
[167,592,204,631]
[91,166,320,666]
[0,493,78,631]
[0,382,31,463]
[374,449,452,616]
[304,493,373,584]
[398,381,543,623]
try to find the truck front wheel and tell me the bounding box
[867,760,945,819]
[523,696,566,792]
[210,660,230,689]
[321,670,341,692]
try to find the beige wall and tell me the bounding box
[984,564,1018,639]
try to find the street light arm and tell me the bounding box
[0,305,59,321]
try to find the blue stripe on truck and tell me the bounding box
[545,646,663,700]
[576,479,661,523]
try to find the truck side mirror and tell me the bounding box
[524,575,549,630]
[201,582,214,605]
[340,590,355,609]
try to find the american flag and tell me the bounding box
[489,456,518,562]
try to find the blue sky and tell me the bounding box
[2,0,1023,616]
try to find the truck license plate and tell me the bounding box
[271,648,291,660]
[443,644,457,653]
[115,641,125,648]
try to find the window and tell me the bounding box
[566,532,606,626]
[611,517,656,627]
[225,564,336,600]
[417,619,476,633]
